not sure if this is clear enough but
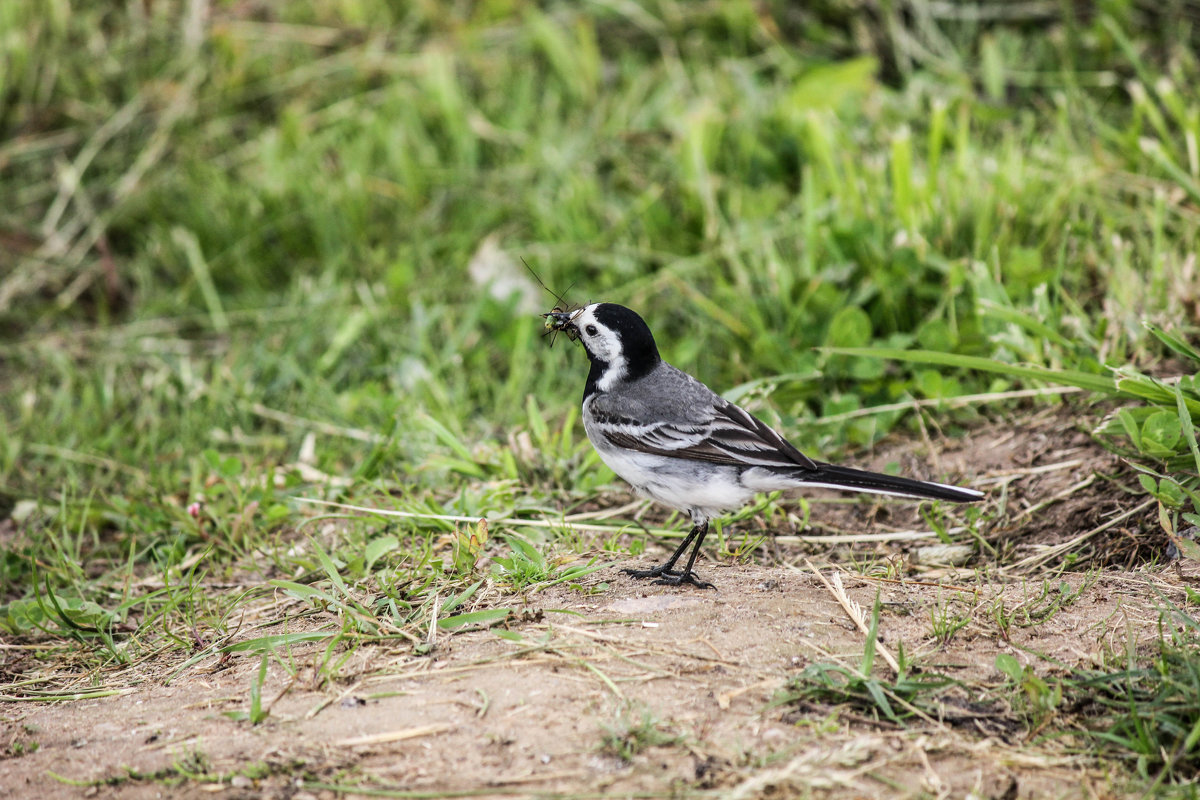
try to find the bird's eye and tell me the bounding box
[585,325,598,336]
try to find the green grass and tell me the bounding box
[5,0,1200,794]
[600,704,686,763]
[777,592,961,725]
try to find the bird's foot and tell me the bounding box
[623,564,674,580]
[623,566,715,590]
[653,571,715,590]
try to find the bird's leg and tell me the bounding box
[624,520,714,589]
[668,520,713,588]
[624,523,699,578]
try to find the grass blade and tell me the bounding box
[822,347,1119,395]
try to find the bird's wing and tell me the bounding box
[591,398,819,470]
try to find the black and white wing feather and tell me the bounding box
[585,361,818,470]
[592,400,818,470]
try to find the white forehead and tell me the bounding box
[572,304,624,367]
[571,303,601,325]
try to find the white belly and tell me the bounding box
[589,438,755,519]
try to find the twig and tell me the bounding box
[298,497,973,547]
[776,528,962,545]
[1008,475,1096,523]
[334,723,454,747]
[816,386,1083,424]
[294,497,681,536]
[973,458,1087,483]
[1006,499,1155,572]
[843,573,980,595]
[804,560,901,674]
[305,679,366,720]
[717,678,777,710]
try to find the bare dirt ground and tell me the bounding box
[3,406,1189,799]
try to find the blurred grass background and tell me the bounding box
[3,0,1200,651]
[7,1,1200,788]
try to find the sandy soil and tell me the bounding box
[2,406,1186,798]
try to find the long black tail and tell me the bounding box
[799,462,984,503]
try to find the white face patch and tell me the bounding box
[573,304,627,390]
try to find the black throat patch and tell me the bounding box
[581,304,661,400]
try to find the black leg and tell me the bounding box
[625,523,699,576]
[624,520,715,589]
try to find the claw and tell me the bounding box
[624,566,715,590]
[652,573,715,590]
[623,566,675,580]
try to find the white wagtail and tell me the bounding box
[544,302,984,589]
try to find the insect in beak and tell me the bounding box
[522,258,582,346]
[542,308,581,342]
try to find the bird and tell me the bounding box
[543,302,984,589]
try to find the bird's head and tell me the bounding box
[543,303,661,389]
